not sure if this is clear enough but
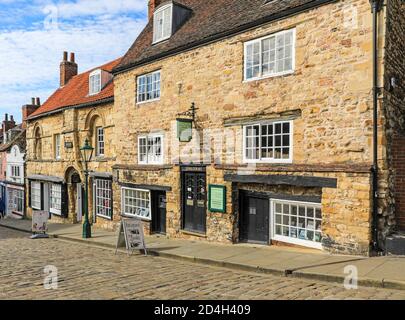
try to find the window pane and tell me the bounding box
[122,188,151,220]
[273,201,322,245]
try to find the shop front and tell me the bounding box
[6,183,25,218]
[225,173,337,250]
[27,175,67,220]
[119,182,169,235]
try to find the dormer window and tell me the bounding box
[153,4,173,44]
[89,69,102,95]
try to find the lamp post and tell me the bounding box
[80,138,94,239]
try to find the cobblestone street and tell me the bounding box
[1,227,405,300]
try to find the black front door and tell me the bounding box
[182,172,207,233]
[240,192,269,244]
[152,191,167,234]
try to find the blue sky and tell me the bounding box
[0,0,148,122]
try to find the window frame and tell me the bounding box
[242,120,293,164]
[138,133,164,165]
[243,28,296,82]
[96,127,105,157]
[136,70,161,104]
[270,199,322,250]
[121,187,152,221]
[93,178,113,220]
[10,165,21,179]
[54,134,61,160]
[31,181,42,210]
[49,183,62,215]
[89,69,102,95]
[152,3,173,44]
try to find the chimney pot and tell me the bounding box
[60,51,78,87]
[70,52,75,63]
[31,97,36,105]
[63,51,68,61]
[35,97,41,106]
[148,0,161,20]
[5,114,8,121]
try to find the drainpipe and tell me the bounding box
[370,0,382,253]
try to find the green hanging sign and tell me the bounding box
[177,118,193,142]
[209,185,227,213]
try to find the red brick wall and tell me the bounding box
[392,135,405,230]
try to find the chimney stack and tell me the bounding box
[21,97,41,129]
[60,51,78,87]
[148,0,161,20]
[2,113,16,142]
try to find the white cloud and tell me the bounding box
[56,0,146,18]
[0,0,147,121]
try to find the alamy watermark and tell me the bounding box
[44,265,58,290]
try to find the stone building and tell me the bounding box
[25,52,121,229]
[108,0,405,256]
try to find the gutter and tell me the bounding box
[113,0,339,75]
[370,0,383,253]
[27,97,114,122]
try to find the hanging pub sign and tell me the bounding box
[177,118,193,142]
[208,185,227,213]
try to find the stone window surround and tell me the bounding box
[271,198,322,249]
[49,183,62,216]
[93,178,113,220]
[31,181,42,210]
[54,134,61,160]
[136,70,161,104]
[242,120,293,164]
[121,187,152,221]
[138,133,164,165]
[243,28,296,82]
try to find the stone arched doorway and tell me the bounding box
[65,167,83,223]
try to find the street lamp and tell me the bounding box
[80,138,94,239]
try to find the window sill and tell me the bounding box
[272,235,322,250]
[242,159,293,165]
[96,214,113,221]
[136,98,161,106]
[243,70,295,83]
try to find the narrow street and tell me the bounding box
[1,227,404,300]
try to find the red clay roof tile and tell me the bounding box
[29,57,122,118]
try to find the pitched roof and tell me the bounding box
[115,0,334,73]
[29,57,122,119]
[0,128,26,153]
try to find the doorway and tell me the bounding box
[182,170,207,234]
[239,191,270,244]
[152,191,167,234]
[76,184,83,223]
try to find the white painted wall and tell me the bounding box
[6,145,25,185]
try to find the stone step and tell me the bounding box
[386,232,405,255]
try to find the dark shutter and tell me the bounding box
[40,183,44,210]
[61,183,69,218]
[28,181,32,208]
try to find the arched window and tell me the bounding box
[34,127,42,160]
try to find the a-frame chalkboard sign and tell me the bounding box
[115,218,147,256]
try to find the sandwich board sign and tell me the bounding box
[31,211,49,239]
[115,218,147,256]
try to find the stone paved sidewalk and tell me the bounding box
[3,227,405,300]
[1,217,405,291]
